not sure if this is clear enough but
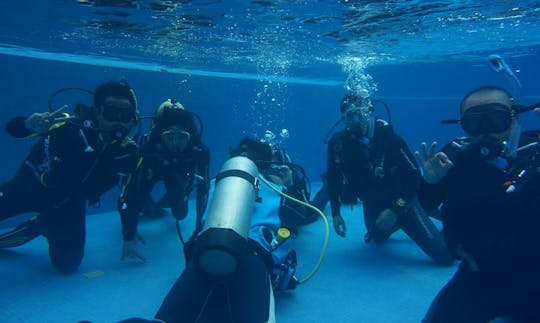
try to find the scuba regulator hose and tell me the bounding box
[175,219,185,246]
[257,175,330,285]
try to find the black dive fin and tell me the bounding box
[0,215,43,249]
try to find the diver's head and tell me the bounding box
[230,137,294,186]
[152,99,195,153]
[340,92,374,136]
[267,144,294,187]
[460,86,515,158]
[270,145,291,165]
[230,138,273,173]
[94,80,138,142]
[460,86,514,140]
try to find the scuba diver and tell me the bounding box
[0,80,139,273]
[261,130,318,235]
[417,86,540,322]
[325,92,453,266]
[118,98,210,261]
[120,138,300,323]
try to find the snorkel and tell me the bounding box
[486,54,525,156]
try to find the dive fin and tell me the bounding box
[0,215,43,248]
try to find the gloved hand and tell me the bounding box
[24,105,68,134]
[121,233,147,263]
[332,214,347,237]
[415,141,454,184]
[375,208,398,231]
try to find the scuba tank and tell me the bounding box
[195,156,260,276]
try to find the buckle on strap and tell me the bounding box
[215,169,260,191]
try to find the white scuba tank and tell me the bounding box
[196,156,260,276]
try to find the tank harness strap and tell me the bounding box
[215,169,260,190]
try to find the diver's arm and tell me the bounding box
[5,108,71,138]
[37,124,93,188]
[87,141,139,203]
[118,161,153,242]
[5,116,34,138]
[195,146,210,231]
[118,165,150,263]
[418,180,446,213]
[326,138,342,218]
[327,136,347,237]
[416,141,455,212]
[387,134,422,215]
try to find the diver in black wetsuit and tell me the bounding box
[0,80,139,273]
[275,160,318,235]
[327,93,453,265]
[417,86,540,322]
[260,132,318,235]
[118,99,210,260]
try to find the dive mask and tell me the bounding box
[161,127,191,153]
[265,164,293,187]
[460,103,512,136]
[97,102,136,141]
[99,100,136,123]
[343,106,373,135]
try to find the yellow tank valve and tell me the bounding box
[271,228,291,249]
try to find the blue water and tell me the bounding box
[1,1,540,322]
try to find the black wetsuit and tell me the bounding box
[156,251,273,323]
[0,115,137,273]
[420,138,540,322]
[119,132,210,241]
[327,120,452,265]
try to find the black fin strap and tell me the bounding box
[215,169,259,189]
